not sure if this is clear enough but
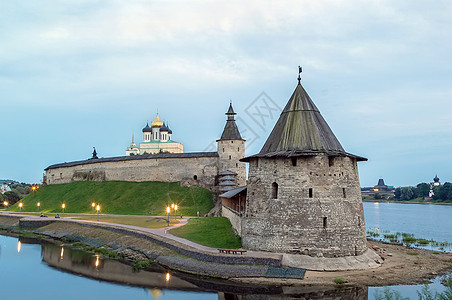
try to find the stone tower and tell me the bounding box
[240,77,368,258]
[217,103,246,186]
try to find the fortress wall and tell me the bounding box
[221,205,242,235]
[46,156,219,190]
[241,155,367,257]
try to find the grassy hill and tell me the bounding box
[7,181,214,216]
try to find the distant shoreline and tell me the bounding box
[362,200,452,205]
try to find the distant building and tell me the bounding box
[361,178,395,197]
[126,113,184,156]
[428,175,441,198]
[0,184,11,194]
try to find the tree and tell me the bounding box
[4,191,20,205]
[415,183,430,198]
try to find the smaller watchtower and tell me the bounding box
[217,103,246,186]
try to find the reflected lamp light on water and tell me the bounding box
[60,247,64,259]
[165,272,170,282]
[17,241,21,253]
[95,255,100,268]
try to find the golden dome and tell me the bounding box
[151,113,163,128]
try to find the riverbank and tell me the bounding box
[1,214,450,287]
[363,199,452,205]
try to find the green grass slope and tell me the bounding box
[170,217,242,249]
[8,181,214,216]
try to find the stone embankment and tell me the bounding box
[0,214,305,280]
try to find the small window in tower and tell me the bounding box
[193,175,198,180]
[231,141,234,143]
[272,182,278,199]
[329,157,334,167]
[323,217,327,229]
[229,155,231,160]
[256,159,259,168]
[223,148,224,152]
[236,163,238,167]
[237,147,239,152]
[309,188,313,198]
[342,188,346,198]
[291,157,297,166]
[60,173,63,179]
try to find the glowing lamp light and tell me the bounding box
[3,201,8,207]
[18,203,23,208]
[95,255,100,268]
[62,203,65,209]
[166,207,170,214]
[60,247,64,259]
[31,186,36,191]
[174,205,178,211]
[171,204,174,209]
[92,202,95,208]
[37,202,40,207]
[96,205,100,212]
[165,272,170,282]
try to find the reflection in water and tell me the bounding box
[17,240,21,253]
[38,241,369,299]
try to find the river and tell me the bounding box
[0,202,450,299]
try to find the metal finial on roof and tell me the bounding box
[92,147,98,159]
[298,66,302,85]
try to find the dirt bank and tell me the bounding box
[232,241,452,287]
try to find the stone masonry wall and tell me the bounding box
[241,154,367,258]
[46,156,219,190]
[222,205,242,235]
[217,139,246,186]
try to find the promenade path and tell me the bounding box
[0,212,280,259]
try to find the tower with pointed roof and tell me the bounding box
[217,103,246,186]
[240,74,368,258]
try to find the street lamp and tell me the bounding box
[174,205,178,219]
[18,202,23,212]
[96,204,100,221]
[3,201,8,208]
[91,202,95,214]
[166,206,171,225]
[62,203,65,217]
[37,202,40,212]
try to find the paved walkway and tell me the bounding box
[1,212,280,259]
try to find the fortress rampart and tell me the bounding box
[45,152,219,190]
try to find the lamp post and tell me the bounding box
[174,205,178,219]
[3,201,8,208]
[62,203,65,217]
[166,206,170,226]
[37,202,40,212]
[91,202,95,214]
[96,204,100,221]
[18,202,23,212]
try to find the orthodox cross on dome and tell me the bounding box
[297,66,302,85]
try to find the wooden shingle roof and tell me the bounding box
[242,82,366,161]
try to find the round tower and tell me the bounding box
[217,103,246,186]
[241,76,367,258]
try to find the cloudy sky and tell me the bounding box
[1,0,451,186]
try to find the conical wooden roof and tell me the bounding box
[242,82,366,161]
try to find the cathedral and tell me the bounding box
[125,113,184,156]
